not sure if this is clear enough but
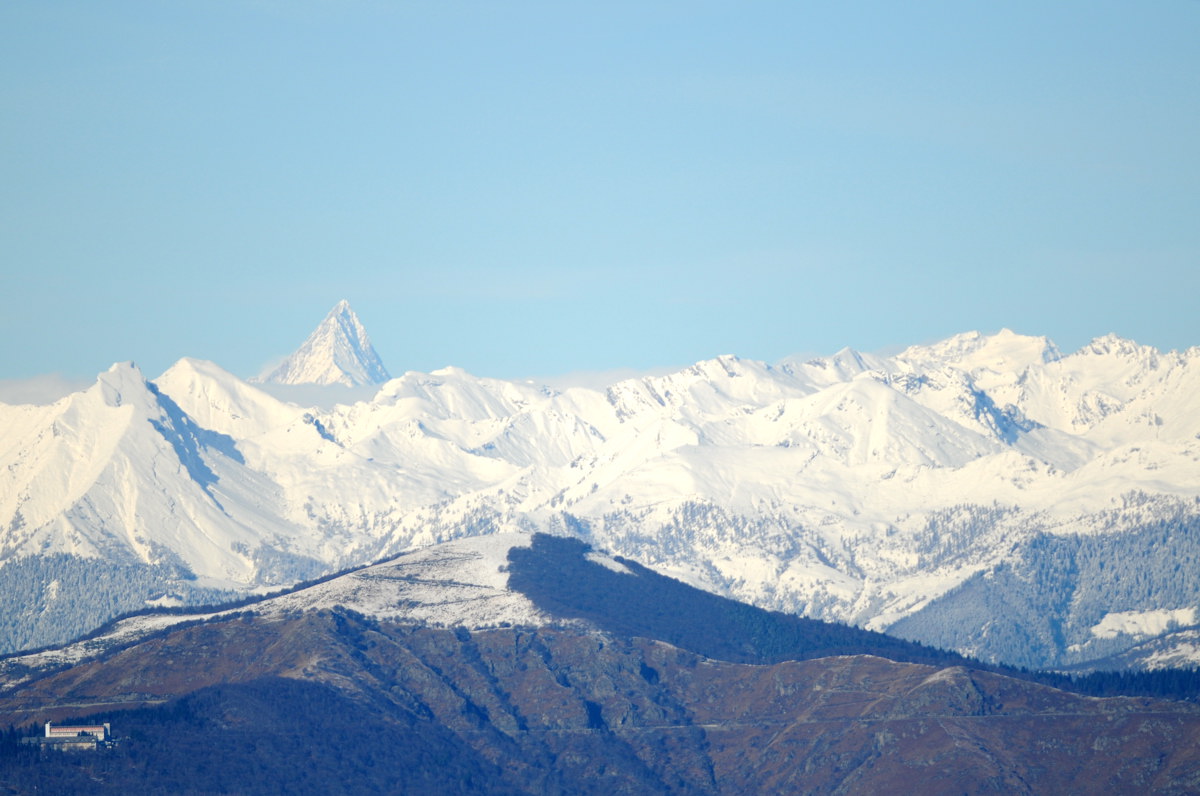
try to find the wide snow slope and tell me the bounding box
[0,363,309,582]
[2,329,1199,667]
[260,533,554,627]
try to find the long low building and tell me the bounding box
[21,722,112,751]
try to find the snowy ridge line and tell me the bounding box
[0,544,392,674]
[0,533,580,683]
[0,533,552,681]
[0,539,410,667]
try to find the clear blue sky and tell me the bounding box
[2,1,1198,382]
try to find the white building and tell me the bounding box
[44,721,110,741]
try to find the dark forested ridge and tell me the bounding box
[0,677,521,796]
[5,533,1200,794]
[508,533,1200,702]
[4,609,1200,795]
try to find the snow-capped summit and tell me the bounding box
[257,300,391,387]
[895,329,1062,376]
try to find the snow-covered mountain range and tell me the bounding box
[2,307,1198,669]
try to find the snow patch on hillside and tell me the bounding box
[260,533,556,628]
[1090,608,1198,640]
[585,551,634,575]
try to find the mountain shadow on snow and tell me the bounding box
[507,534,1200,700]
[507,534,965,668]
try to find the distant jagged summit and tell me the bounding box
[258,300,391,387]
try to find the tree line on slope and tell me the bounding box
[0,554,237,656]
[889,509,1200,669]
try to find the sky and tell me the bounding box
[2,1,1198,386]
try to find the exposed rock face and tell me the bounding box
[2,611,1199,794]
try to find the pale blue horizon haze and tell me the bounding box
[2,2,1197,388]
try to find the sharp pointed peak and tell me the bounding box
[257,300,392,387]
